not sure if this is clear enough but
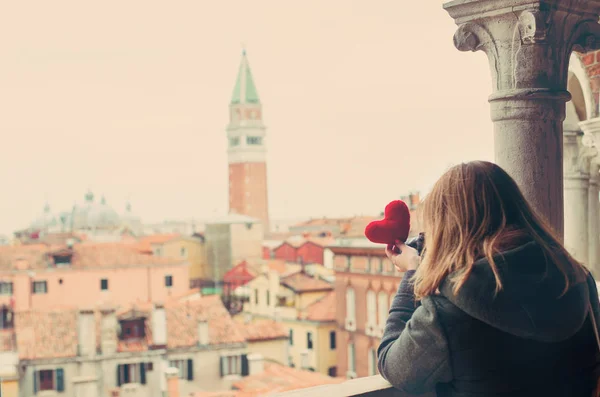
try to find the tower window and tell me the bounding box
[246,136,262,145]
[229,137,240,147]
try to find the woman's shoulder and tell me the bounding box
[425,294,473,324]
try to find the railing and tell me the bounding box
[272,375,435,397]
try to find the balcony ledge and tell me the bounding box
[272,375,435,397]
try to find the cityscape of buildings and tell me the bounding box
[0,51,421,397]
[4,30,600,396]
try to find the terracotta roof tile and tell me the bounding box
[0,242,183,272]
[166,295,245,348]
[0,329,16,352]
[15,309,78,360]
[233,317,288,342]
[136,233,180,254]
[280,272,333,293]
[233,362,343,395]
[193,363,342,397]
[302,291,336,322]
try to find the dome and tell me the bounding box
[71,191,121,230]
[30,203,61,231]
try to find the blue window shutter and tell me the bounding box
[187,359,194,381]
[123,364,130,384]
[241,354,249,376]
[56,368,65,392]
[116,365,122,387]
[140,363,146,385]
[33,370,38,394]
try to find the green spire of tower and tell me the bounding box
[231,49,260,105]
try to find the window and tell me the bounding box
[329,331,336,350]
[269,250,275,259]
[346,288,356,321]
[368,348,377,376]
[180,247,187,258]
[346,255,352,269]
[119,319,146,340]
[100,279,109,291]
[366,290,376,325]
[229,137,240,147]
[348,343,355,373]
[168,359,194,380]
[153,247,162,256]
[53,254,72,266]
[33,368,64,393]
[33,281,47,294]
[307,331,313,350]
[246,136,262,145]
[266,290,270,306]
[165,275,173,288]
[328,367,337,377]
[378,258,384,273]
[254,289,259,305]
[116,363,147,386]
[289,329,293,346]
[378,292,389,327]
[1,307,14,329]
[298,255,304,264]
[220,355,244,377]
[0,281,13,295]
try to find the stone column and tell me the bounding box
[580,118,600,274]
[444,0,600,239]
[563,123,596,263]
[589,162,600,274]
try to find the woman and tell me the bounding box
[378,161,600,397]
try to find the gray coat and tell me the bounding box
[378,241,600,396]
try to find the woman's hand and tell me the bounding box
[385,240,420,272]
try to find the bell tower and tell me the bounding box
[226,50,270,231]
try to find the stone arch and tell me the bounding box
[569,53,595,120]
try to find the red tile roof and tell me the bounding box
[136,234,180,254]
[280,272,333,293]
[193,363,343,397]
[0,242,183,272]
[302,291,336,322]
[14,294,245,360]
[166,295,246,348]
[15,309,79,360]
[0,329,16,353]
[233,317,288,342]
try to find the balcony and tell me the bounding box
[273,375,435,397]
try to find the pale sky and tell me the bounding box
[0,0,494,235]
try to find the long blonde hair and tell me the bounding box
[413,161,586,300]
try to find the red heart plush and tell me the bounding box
[364,200,411,247]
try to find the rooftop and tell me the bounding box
[194,362,344,397]
[0,241,184,272]
[233,317,289,342]
[280,271,333,294]
[301,291,336,322]
[9,294,246,360]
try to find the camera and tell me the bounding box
[406,232,425,256]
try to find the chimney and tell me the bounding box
[197,320,209,346]
[165,367,180,397]
[100,307,118,356]
[78,308,96,357]
[151,303,167,347]
[247,353,265,375]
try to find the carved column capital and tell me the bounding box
[445,0,600,92]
